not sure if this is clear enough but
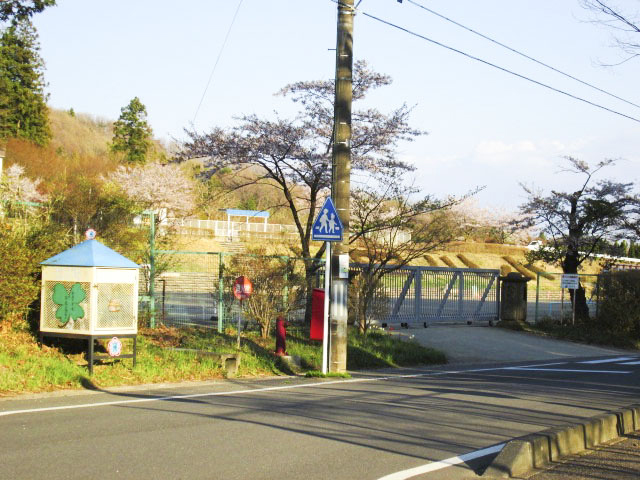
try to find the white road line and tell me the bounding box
[506,368,631,374]
[0,361,624,418]
[618,360,640,365]
[507,362,567,368]
[376,443,506,480]
[579,357,637,364]
[0,368,497,417]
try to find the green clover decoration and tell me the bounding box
[52,283,86,325]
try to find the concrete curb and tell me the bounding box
[483,404,640,478]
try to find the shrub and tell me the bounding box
[502,255,536,280]
[0,218,70,330]
[227,249,303,338]
[424,254,438,267]
[440,255,457,268]
[499,264,512,277]
[457,253,480,269]
[597,271,640,338]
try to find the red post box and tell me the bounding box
[310,288,324,341]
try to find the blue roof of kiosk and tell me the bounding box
[41,239,140,268]
[223,209,269,218]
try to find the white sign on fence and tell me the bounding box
[561,274,580,290]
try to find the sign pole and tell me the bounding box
[237,299,242,349]
[322,242,331,375]
[571,287,576,326]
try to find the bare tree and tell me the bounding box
[179,61,424,322]
[582,0,640,65]
[349,175,471,332]
[517,157,635,318]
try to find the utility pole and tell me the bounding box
[330,0,354,372]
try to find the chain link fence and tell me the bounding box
[140,251,322,331]
[531,272,600,323]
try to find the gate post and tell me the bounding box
[535,272,540,323]
[218,252,225,333]
[458,271,464,318]
[414,268,422,318]
[148,210,156,329]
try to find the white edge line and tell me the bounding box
[0,360,619,418]
[0,366,508,417]
[579,357,637,364]
[376,443,506,480]
[506,368,631,374]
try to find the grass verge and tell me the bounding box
[499,319,640,350]
[0,325,445,396]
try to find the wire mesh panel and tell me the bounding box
[96,283,136,330]
[532,272,600,322]
[148,251,320,330]
[152,252,221,329]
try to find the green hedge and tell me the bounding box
[597,271,640,338]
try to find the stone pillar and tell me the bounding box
[499,272,531,323]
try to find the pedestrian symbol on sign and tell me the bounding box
[312,198,343,242]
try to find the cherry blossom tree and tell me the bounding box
[107,162,196,219]
[179,61,424,322]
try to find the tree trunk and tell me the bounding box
[568,286,590,320]
[303,260,321,324]
[260,320,270,339]
[562,249,589,320]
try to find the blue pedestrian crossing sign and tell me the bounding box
[312,197,343,242]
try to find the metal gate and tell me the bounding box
[142,252,499,330]
[370,266,500,326]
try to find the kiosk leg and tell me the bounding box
[88,337,94,375]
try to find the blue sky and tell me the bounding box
[33,0,640,210]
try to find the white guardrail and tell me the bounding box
[163,218,412,243]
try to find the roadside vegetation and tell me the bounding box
[500,269,640,350]
[2,6,639,397]
[0,325,445,396]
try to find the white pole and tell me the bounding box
[322,242,331,375]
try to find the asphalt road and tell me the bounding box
[1,352,639,480]
[406,324,629,364]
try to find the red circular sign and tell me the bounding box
[233,276,253,300]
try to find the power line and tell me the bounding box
[331,0,640,124]
[406,0,640,111]
[192,0,244,124]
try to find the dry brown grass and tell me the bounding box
[445,242,526,256]
[49,109,113,158]
[525,262,555,280]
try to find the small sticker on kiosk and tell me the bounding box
[107,337,123,357]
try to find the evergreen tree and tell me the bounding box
[111,97,153,165]
[0,19,51,145]
[0,1,56,23]
[620,240,628,257]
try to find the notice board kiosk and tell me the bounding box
[39,239,140,374]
